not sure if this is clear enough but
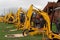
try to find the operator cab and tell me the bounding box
[20,12,25,24]
[30,10,46,28]
[52,7,60,34]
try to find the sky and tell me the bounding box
[0,0,58,15]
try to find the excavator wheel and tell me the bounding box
[22,29,35,36]
[53,38,59,40]
[22,29,28,36]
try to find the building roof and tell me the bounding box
[43,2,56,12]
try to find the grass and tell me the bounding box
[52,23,57,32]
[0,22,57,40]
[0,22,42,40]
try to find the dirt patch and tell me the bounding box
[5,34,27,38]
[2,29,17,32]
[6,26,13,29]
[9,29,17,32]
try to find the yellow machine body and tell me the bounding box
[0,17,4,22]
[14,8,26,30]
[4,12,15,23]
[23,5,46,36]
[23,5,60,40]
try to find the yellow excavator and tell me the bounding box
[0,16,4,22]
[14,8,26,30]
[4,12,15,23]
[22,5,60,40]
